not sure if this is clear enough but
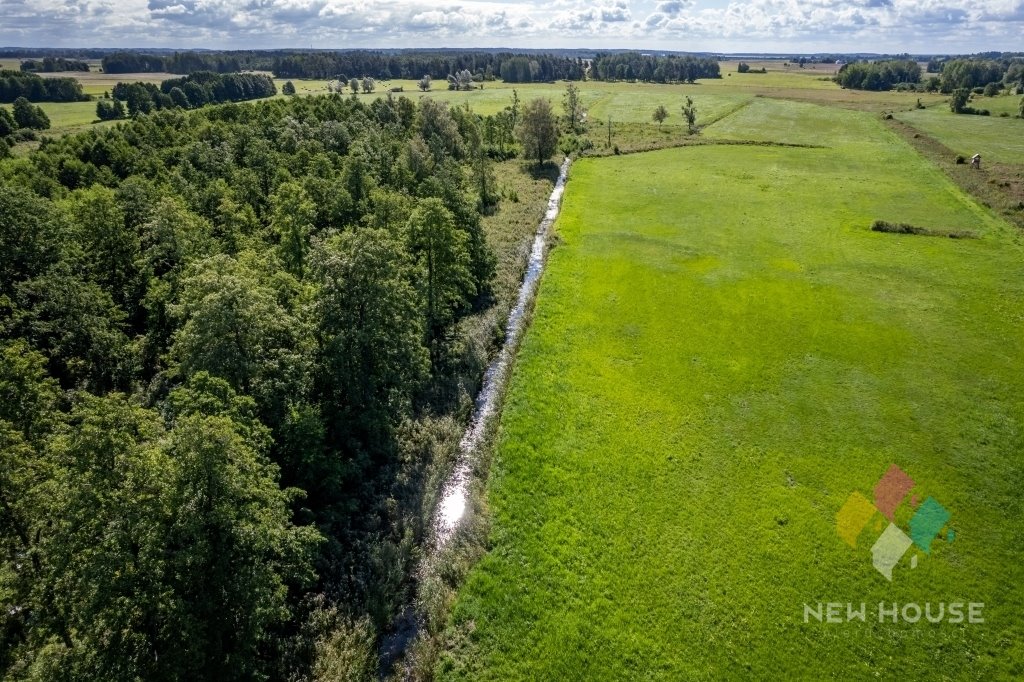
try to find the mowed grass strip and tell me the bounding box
[439,107,1024,679]
[896,106,1024,165]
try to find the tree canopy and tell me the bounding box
[0,89,501,680]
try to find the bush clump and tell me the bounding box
[871,220,977,239]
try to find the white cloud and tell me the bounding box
[0,0,1021,52]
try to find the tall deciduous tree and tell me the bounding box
[516,97,559,167]
[406,198,474,359]
[65,185,141,312]
[563,82,583,133]
[270,181,316,278]
[169,254,309,430]
[310,229,428,441]
[682,95,698,134]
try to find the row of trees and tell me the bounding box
[101,51,255,74]
[842,57,1024,93]
[590,54,721,83]
[835,60,921,91]
[111,73,277,116]
[497,55,586,82]
[0,88,549,678]
[650,96,698,133]
[159,72,277,106]
[937,58,1023,92]
[271,51,585,82]
[19,57,90,73]
[0,70,88,103]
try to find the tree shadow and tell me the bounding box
[526,160,561,184]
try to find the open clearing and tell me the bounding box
[7,63,958,145]
[438,100,1024,679]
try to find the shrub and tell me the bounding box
[312,618,376,682]
[871,220,977,239]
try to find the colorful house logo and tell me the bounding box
[837,464,954,581]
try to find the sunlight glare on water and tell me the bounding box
[433,158,571,545]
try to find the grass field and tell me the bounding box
[896,106,1024,164]
[1,61,945,145]
[437,101,1024,679]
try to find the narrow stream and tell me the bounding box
[434,157,571,545]
[378,158,571,675]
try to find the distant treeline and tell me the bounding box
[835,60,921,91]
[272,51,586,82]
[591,53,721,83]
[933,58,1024,92]
[0,48,107,59]
[20,57,90,72]
[111,72,276,115]
[101,51,255,74]
[838,56,1024,93]
[0,69,88,103]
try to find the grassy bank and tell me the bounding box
[438,103,1024,679]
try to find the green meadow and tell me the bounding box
[438,100,1024,679]
[896,105,1024,164]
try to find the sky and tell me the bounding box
[1,0,1022,53]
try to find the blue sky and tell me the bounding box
[2,1,1022,53]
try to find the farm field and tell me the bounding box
[2,63,956,146]
[438,100,1024,679]
[896,105,1024,164]
[0,100,115,139]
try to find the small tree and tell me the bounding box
[950,88,970,114]
[0,107,15,136]
[738,62,750,73]
[361,76,375,94]
[349,78,360,94]
[563,82,583,133]
[681,96,697,134]
[516,98,559,167]
[417,75,431,92]
[12,97,49,130]
[282,80,296,96]
[652,104,668,129]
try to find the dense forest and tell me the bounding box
[102,51,251,75]
[0,89,523,679]
[590,53,721,83]
[0,70,89,103]
[19,58,90,73]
